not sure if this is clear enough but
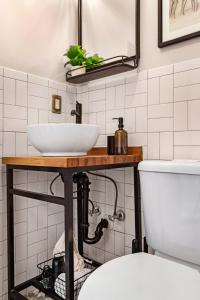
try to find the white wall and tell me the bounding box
[76,56,200,263]
[1,1,200,81]
[1,55,200,299]
[81,0,200,70]
[141,0,200,70]
[1,3,200,297]
[0,0,77,82]
[0,67,77,298]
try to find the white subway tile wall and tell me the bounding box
[1,56,200,298]
[0,67,76,300]
[77,57,200,263]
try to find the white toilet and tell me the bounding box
[79,160,200,300]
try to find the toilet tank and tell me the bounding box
[139,160,200,266]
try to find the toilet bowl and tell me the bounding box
[79,160,200,300]
[79,253,200,300]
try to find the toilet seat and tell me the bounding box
[79,253,200,300]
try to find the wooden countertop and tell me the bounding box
[2,147,143,169]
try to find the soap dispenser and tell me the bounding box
[113,117,128,155]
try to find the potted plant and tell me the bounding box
[83,54,103,70]
[64,45,86,76]
[64,45,103,77]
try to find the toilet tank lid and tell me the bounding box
[138,160,200,175]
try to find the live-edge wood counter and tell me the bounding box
[2,146,143,169]
[3,147,143,300]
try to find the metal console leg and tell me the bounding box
[76,176,84,256]
[63,170,74,300]
[7,166,14,299]
[133,165,142,253]
[144,237,148,253]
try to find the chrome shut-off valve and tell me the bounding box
[88,205,101,217]
[108,209,126,222]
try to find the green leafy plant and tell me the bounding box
[64,45,103,70]
[64,45,86,66]
[83,54,103,70]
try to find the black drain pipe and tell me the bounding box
[74,173,108,245]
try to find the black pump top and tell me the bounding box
[113,117,124,130]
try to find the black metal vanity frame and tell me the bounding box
[6,162,142,300]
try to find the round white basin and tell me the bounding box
[28,123,100,156]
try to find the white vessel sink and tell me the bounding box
[28,123,100,156]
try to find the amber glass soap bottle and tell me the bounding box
[113,117,128,155]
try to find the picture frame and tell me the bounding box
[158,0,200,48]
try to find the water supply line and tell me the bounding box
[49,170,125,246]
[49,174,60,195]
[50,172,108,245]
[49,172,125,221]
[87,171,125,222]
[49,173,77,198]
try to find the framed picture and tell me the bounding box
[158,0,200,47]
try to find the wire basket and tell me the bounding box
[37,254,95,300]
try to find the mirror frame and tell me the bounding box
[77,0,140,68]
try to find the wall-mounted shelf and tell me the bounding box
[65,0,140,85]
[66,56,137,84]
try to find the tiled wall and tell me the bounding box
[0,67,76,300]
[1,56,200,299]
[77,56,200,263]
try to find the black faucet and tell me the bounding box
[71,101,82,124]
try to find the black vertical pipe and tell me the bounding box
[7,166,14,299]
[63,170,74,300]
[78,0,82,46]
[82,175,90,240]
[134,165,142,252]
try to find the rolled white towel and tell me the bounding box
[54,268,91,299]
[53,232,85,272]
[53,232,65,255]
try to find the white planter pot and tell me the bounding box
[69,65,86,77]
